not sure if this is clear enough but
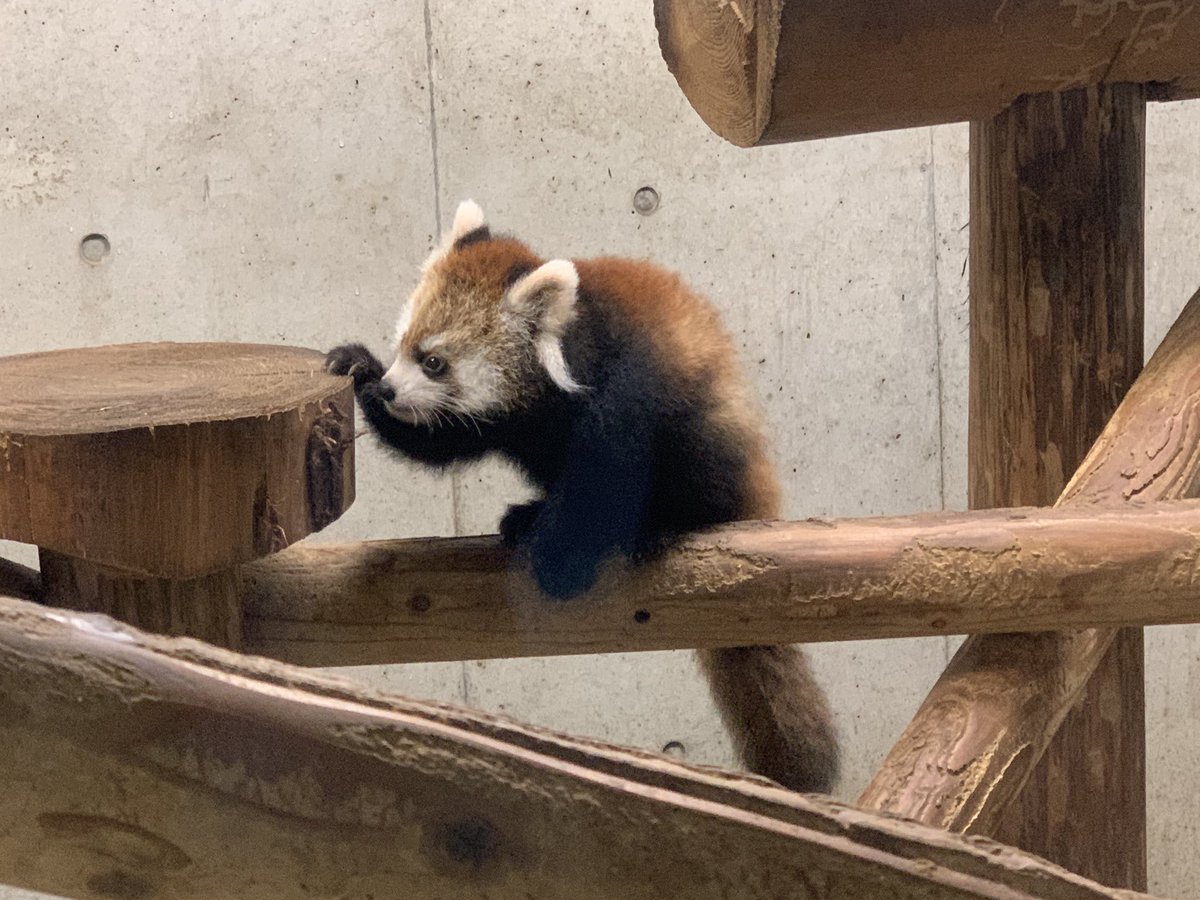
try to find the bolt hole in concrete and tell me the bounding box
[632,186,659,215]
[80,233,111,264]
[662,740,686,757]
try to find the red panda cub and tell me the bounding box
[326,200,839,792]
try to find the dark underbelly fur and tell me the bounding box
[493,301,752,593]
[498,393,750,558]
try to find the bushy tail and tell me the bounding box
[697,645,839,793]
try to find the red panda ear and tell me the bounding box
[421,200,486,271]
[504,259,578,334]
[448,200,486,242]
[505,260,584,392]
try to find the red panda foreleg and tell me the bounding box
[520,379,655,600]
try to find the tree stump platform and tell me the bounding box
[0,342,355,648]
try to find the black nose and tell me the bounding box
[377,382,396,402]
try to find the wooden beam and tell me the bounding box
[0,593,1161,900]
[653,0,1200,146]
[244,500,1200,667]
[862,87,1160,890]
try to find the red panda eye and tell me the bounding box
[422,354,448,377]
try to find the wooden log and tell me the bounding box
[653,0,1200,146]
[0,593,1161,900]
[40,550,244,650]
[862,86,1155,889]
[0,342,355,578]
[243,500,1200,667]
[0,555,40,603]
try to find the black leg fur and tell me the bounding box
[499,500,545,546]
[326,342,386,387]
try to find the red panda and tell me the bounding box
[326,200,839,793]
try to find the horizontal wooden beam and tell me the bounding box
[242,500,1200,667]
[0,593,1158,899]
[654,0,1200,145]
[860,284,1200,835]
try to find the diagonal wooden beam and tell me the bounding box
[859,269,1200,848]
[0,593,1163,900]
[241,500,1200,667]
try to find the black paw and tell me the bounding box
[529,540,600,601]
[326,343,385,389]
[499,500,545,546]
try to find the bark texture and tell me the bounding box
[654,0,1200,145]
[863,86,1155,891]
[242,501,1200,666]
[0,593,1162,900]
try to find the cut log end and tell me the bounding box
[654,0,1200,145]
[654,0,781,147]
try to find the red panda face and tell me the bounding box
[380,201,584,424]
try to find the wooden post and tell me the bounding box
[858,283,1200,867]
[971,84,1147,890]
[39,552,245,650]
[860,84,1148,886]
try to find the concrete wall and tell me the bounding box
[1,2,1198,896]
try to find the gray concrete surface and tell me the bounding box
[1,1,1198,895]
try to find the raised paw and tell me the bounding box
[499,500,545,546]
[325,343,385,388]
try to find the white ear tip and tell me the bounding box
[539,259,579,288]
[453,199,485,232]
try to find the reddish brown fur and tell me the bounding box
[402,238,541,357]
[398,236,835,793]
[575,257,782,519]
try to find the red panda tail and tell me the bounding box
[697,645,839,794]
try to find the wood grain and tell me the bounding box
[242,501,1200,667]
[0,342,355,577]
[862,86,1153,890]
[654,0,1200,146]
[40,550,244,649]
[0,592,1162,900]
